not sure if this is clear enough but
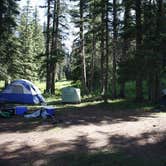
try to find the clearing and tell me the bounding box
[0,100,166,166]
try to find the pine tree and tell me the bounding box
[32,7,45,80]
[0,0,20,82]
[118,0,133,98]
[88,0,96,92]
[112,0,118,99]
[18,2,45,81]
[70,0,89,94]
[50,0,60,94]
[135,0,143,101]
[18,13,35,80]
[103,0,110,103]
[43,0,67,94]
[45,0,52,93]
[100,0,110,103]
[150,0,164,103]
[83,0,101,92]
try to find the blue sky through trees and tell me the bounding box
[18,0,75,52]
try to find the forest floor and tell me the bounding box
[0,100,166,166]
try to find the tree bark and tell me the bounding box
[119,0,131,98]
[5,79,9,87]
[135,0,143,101]
[50,0,60,94]
[46,0,51,93]
[112,0,117,99]
[151,0,163,103]
[100,0,105,94]
[80,0,88,94]
[103,0,109,103]
[120,82,125,98]
[90,0,96,92]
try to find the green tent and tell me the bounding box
[62,87,81,103]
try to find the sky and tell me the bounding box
[18,0,75,53]
[19,0,44,8]
[18,0,46,24]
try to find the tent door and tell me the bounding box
[11,85,24,94]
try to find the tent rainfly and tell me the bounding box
[0,79,45,104]
[62,87,81,103]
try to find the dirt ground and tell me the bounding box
[0,104,166,166]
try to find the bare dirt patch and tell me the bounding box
[0,105,166,165]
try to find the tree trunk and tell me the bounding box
[151,0,163,103]
[100,0,105,94]
[120,82,125,98]
[5,79,9,87]
[80,0,88,94]
[50,0,60,94]
[112,0,117,99]
[90,0,96,92]
[50,0,56,94]
[135,0,143,101]
[104,0,109,103]
[51,63,56,94]
[119,0,131,98]
[46,0,51,93]
[148,74,152,101]
[90,31,95,92]
[155,72,160,102]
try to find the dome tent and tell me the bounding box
[62,87,81,103]
[0,79,45,104]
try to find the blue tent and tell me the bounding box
[0,79,45,104]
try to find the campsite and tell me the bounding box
[1,81,166,166]
[1,0,166,165]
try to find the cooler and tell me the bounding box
[15,106,27,115]
[44,106,55,115]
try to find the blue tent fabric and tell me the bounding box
[0,79,45,104]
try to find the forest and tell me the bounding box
[1,1,166,165]
[0,0,166,103]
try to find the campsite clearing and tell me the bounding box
[0,101,166,166]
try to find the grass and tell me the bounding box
[59,99,154,110]
[39,80,74,91]
[1,80,165,166]
[0,79,158,102]
[0,80,156,113]
[0,80,154,110]
[36,80,77,99]
[108,99,154,110]
[35,80,154,111]
[0,81,4,90]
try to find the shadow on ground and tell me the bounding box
[0,100,155,133]
[0,130,166,166]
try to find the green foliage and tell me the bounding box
[17,7,45,81]
[70,0,106,91]
[0,0,166,103]
[5,35,23,80]
[0,1,45,82]
[0,0,20,81]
